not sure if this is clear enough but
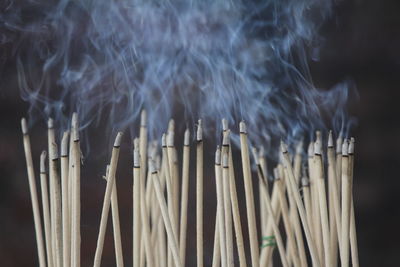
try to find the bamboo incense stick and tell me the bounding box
[239,121,259,267]
[301,176,312,240]
[336,136,343,198]
[348,138,359,267]
[222,126,247,267]
[150,160,182,267]
[211,216,221,267]
[61,131,70,267]
[327,131,342,266]
[215,147,227,267]
[71,113,81,267]
[49,133,63,267]
[93,132,123,267]
[196,120,204,267]
[167,129,179,240]
[133,138,142,267]
[222,151,234,267]
[281,141,320,267]
[314,134,332,267]
[40,151,54,267]
[179,129,190,266]
[340,139,351,267]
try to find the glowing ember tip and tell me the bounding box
[239,121,247,134]
[114,132,123,147]
[328,131,334,147]
[197,119,203,141]
[40,151,47,173]
[21,118,28,134]
[215,146,221,165]
[222,118,228,132]
[184,129,190,146]
[342,139,349,156]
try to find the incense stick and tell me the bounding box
[133,138,142,267]
[40,150,53,267]
[215,147,227,267]
[61,131,70,267]
[222,151,234,267]
[239,121,259,267]
[196,120,204,267]
[340,140,351,267]
[348,138,359,267]
[93,132,123,267]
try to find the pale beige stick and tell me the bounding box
[179,129,191,266]
[167,128,179,240]
[211,218,221,267]
[61,132,70,267]
[222,152,234,267]
[256,149,300,267]
[340,140,351,267]
[315,134,332,267]
[21,118,46,267]
[281,142,320,267]
[92,132,123,267]
[306,144,315,237]
[308,142,323,265]
[280,164,307,267]
[336,136,343,196]
[222,126,247,267]
[214,147,227,267]
[49,134,63,267]
[260,172,282,266]
[139,112,148,267]
[257,166,289,267]
[68,121,75,267]
[196,120,204,267]
[47,119,57,267]
[348,138,359,267]
[150,160,182,267]
[239,122,259,267]
[40,151,54,267]
[301,177,312,237]
[71,113,81,267]
[328,132,342,267]
[258,147,268,239]
[155,156,167,267]
[162,134,178,267]
[103,165,124,267]
[133,138,142,267]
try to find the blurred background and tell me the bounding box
[1,0,400,266]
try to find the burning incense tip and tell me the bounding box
[133,138,140,167]
[47,118,54,129]
[50,142,59,160]
[21,118,28,135]
[308,142,314,157]
[72,113,79,142]
[161,133,167,147]
[280,141,288,153]
[342,139,349,156]
[114,132,123,147]
[251,147,260,165]
[40,151,47,173]
[314,136,322,155]
[167,131,174,147]
[222,152,229,168]
[222,130,230,146]
[168,119,175,133]
[349,137,355,154]
[328,130,334,148]
[140,110,147,127]
[61,131,69,157]
[336,136,343,154]
[197,119,203,141]
[296,141,303,155]
[239,121,247,134]
[301,177,310,187]
[184,129,190,146]
[215,146,221,165]
[222,118,228,132]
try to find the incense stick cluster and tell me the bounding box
[21,112,359,267]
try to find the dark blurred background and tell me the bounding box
[1,0,400,266]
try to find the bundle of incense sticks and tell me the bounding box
[21,113,359,267]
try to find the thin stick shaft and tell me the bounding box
[61,133,70,267]
[196,140,204,267]
[110,178,124,267]
[340,155,351,267]
[222,156,234,267]
[179,142,190,266]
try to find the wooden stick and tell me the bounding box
[340,140,351,267]
[223,127,247,267]
[133,138,142,267]
[281,142,320,267]
[71,113,81,267]
[49,127,63,267]
[196,120,204,267]
[348,138,359,267]
[167,128,179,241]
[150,160,182,267]
[61,132,70,267]
[257,165,289,267]
[40,151,54,267]
[93,132,123,267]
[103,165,124,267]
[222,151,234,267]
[239,121,259,267]
[179,129,190,266]
[314,134,332,267]
[215,147,227,267]
[301,176,312,241]
[327,132,342,266]
[139,111,148,267]
[211,214,221,267]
